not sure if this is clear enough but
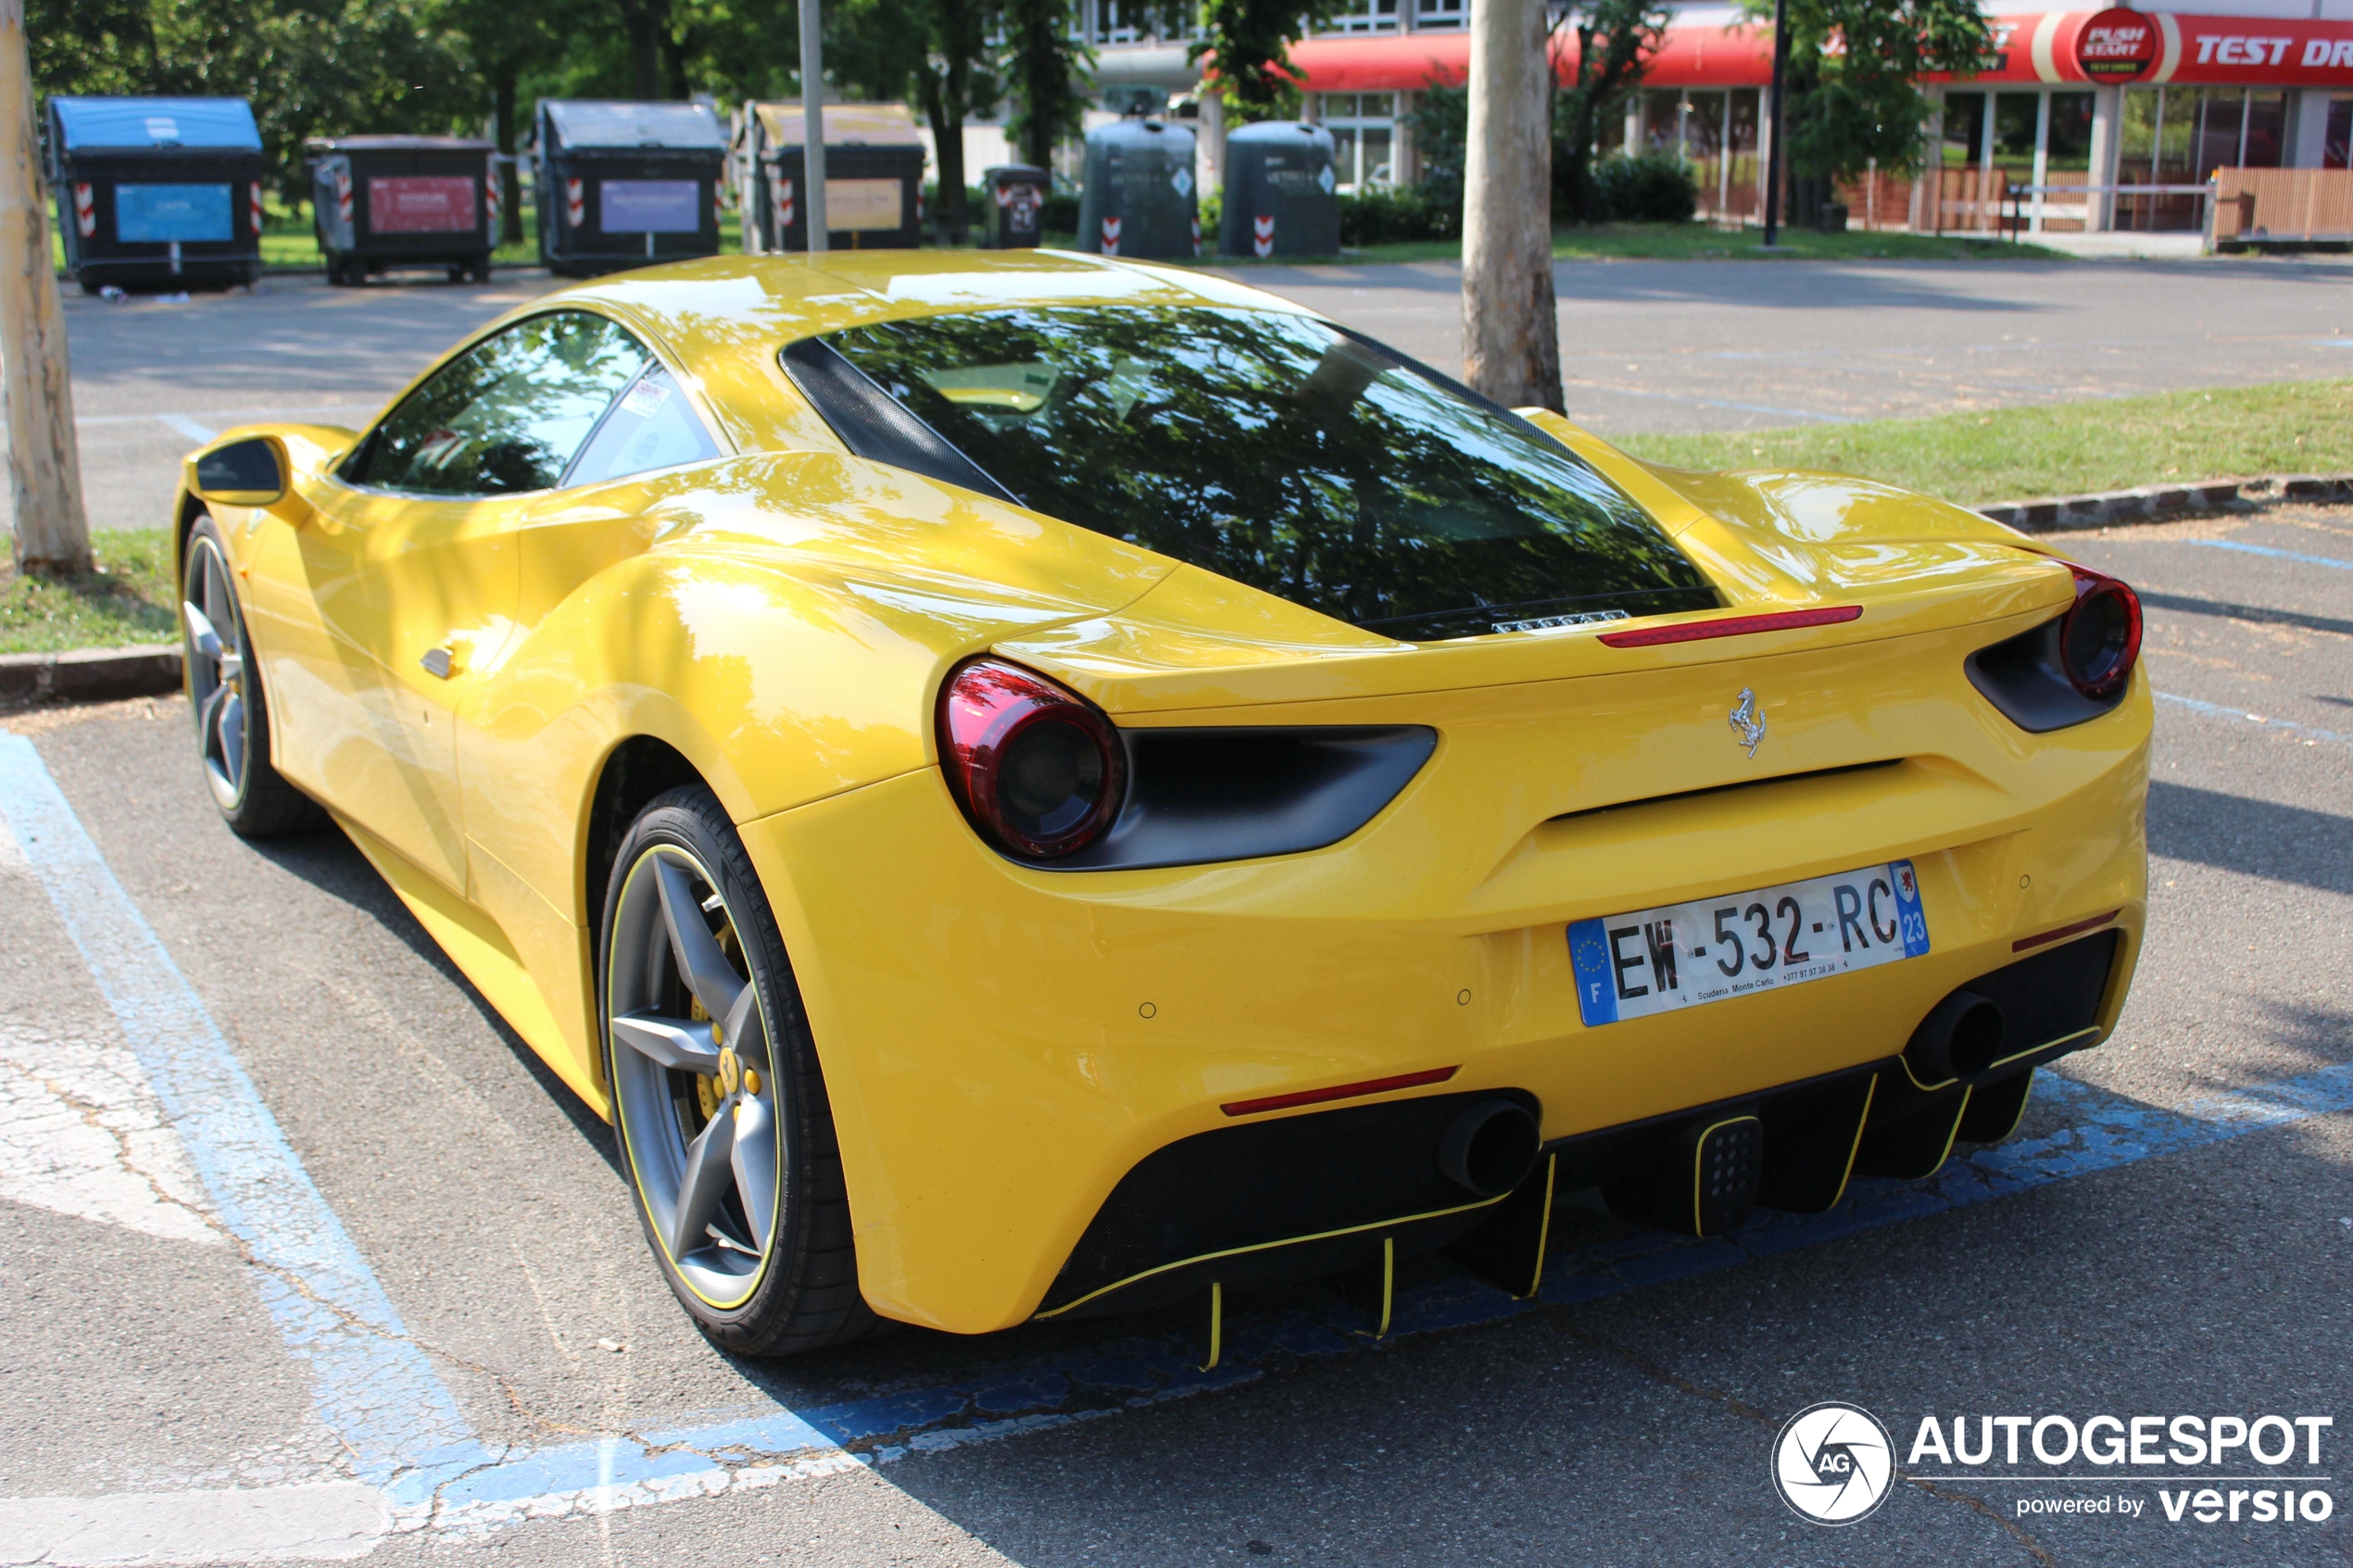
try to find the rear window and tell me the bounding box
[792,306,1716,642]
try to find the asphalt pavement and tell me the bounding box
[56,252,2353,531]
[3,506,2348,1564]
[5,258,2349,1565]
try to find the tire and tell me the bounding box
[181,514,323,838]
[600,785,878,1356]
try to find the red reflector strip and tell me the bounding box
[2012,909,2120,953]
[1221,1066,1459,1118]
[1597,605,1864,648]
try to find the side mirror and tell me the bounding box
[193,435,289,508]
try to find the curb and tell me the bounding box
[0,645,182,707]
[1977,473,2353,533]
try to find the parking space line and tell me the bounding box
[406,1057,2353,1537]
[2157,691,2353,749]
[0,737,480,1496]
[9,729,2351,1549]
[154,414,218,445]
[2184,540,2353,571]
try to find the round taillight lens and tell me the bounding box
[937,659,1126,859]
[2058,567,2143,698]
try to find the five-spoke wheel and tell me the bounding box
[602,786,875,1353]
[180,515,318,837]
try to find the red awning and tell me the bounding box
[1285,12,2353,96]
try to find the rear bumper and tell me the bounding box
[740,672,2148,1333]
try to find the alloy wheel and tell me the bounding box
[607,845,783,1310]
[182,534,248,809]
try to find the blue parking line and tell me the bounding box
[2157,691,2353,749]
[421,1057,2353,1533]
[0,736,483,1496]
[2184,539,2353,571]
[12,728,2353,1536]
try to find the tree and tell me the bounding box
[1000,0,1089,170]
[1462,0,1560,411]
[4,0,89,575]
[1747,0,1990,217]
[434,0,557,244]
[827,0,1000,242]
[1171,0,1342,123]
[1549,0,1669,223]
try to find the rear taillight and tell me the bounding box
[937,659,1126,859]
[2058,565,2143,698]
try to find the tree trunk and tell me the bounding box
[1461,0,1562,411]
[918,70,969,244]
[493,63,523,246]
[0,0,89,577]
[621,0,664,100]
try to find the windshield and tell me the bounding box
[794,307,1717,642]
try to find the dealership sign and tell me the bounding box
[2078,7,2159,80]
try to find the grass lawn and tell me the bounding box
[1042,222,2072,266]
[1,530,180,656]
[1616,380,2353,507]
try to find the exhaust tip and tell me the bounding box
[1908,989,2006,1083]
[1438,1098,1541,1198]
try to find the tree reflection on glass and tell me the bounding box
[821,307,1717,640]
[344,311,649,496]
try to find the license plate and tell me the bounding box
[1568,860,1930,1026]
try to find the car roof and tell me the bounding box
[539,250,1326,457]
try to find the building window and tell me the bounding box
[1414,0,1464,29]
[2328,97,2353,170]
[1317,0,1399,34]
[2117,87,2287,230]
[1315,94,1397,190]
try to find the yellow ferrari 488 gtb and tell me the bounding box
[174,251,2147,1355]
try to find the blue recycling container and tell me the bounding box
[48,97,266,293]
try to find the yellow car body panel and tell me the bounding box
[174,250,2149,1336]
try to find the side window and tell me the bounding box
[342,312,648,496]
[564,364,722,488]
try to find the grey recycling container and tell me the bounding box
[1076,119,1197,260]
[308,135,497,286]
[535,100,726,277]
[736,102,925,253]
[1219,122,1339,258]
[48,96,266,293]
[980,164,1051,249]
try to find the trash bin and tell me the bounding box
[47,96,266,294]
[1076,118,1197,260]
[735,102,925,253]
[535,100,727,277]
[1219,122,1340,258]
[979,164,1050,249]
[308,136,497,286]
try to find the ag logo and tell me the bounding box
[1771,1402,1895,1525]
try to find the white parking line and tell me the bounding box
[0,1483,386,1567]
[152,415,217,445]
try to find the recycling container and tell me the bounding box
[735,102,925,253]
[535,100,726,277]
[48,96,266,293]
[308,135,497,285]
[1219,121,1340,258]
[979,164,1051,249]
[1076,118,1197,259]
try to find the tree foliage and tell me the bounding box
[1549,0,1669,222]
[1000,0,1091,169]
[1748,0,1992,183]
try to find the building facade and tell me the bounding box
[1082,1,2353,233]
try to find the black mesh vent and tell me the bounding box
[1044,1088,1537,1313]
[1970,929,2121,1056]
